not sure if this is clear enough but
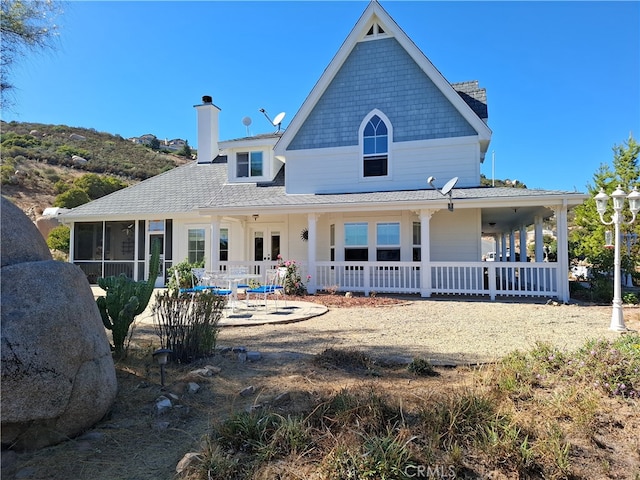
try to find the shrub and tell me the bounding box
[167,258,205,290]
[47,225,70,254]
[407,357,440,377]
[152,290,225,363]
[53,187,90,208]
[275,255,307,296]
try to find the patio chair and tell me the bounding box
[229,265,250,289]
[245,268,286,311]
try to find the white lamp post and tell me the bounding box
[594,185,640,331]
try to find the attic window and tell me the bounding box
[237,151,263,178]
[365,23,386,38]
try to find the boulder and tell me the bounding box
[35,215,61,240]
[1,196,117,450]
[1,198,51,267]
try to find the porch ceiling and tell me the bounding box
[481,205,553,235]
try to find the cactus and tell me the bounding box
[97,239,161,355]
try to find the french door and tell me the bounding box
[252,229,281,262]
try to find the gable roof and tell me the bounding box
[275,1,492,157]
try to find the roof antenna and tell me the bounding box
[259,108,286,133]
[427,176,459,211]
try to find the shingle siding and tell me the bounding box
[288,37,477,151]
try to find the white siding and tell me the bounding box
[430,209,481,261]
[285,136,481,194]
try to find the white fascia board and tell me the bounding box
[467,194,588,209]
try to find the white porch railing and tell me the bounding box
[219,260,561,300]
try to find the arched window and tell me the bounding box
[363,114,388,177]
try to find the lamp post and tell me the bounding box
[152,348,172,387]
[594,185,640,331]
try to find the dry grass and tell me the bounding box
[6,300,640,480]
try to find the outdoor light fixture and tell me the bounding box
[152,348,172,387]
[594,185,640,331]
[252,214,259,221]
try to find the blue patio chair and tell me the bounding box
[246,267,286,311]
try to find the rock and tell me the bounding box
[35,215,62,241]
[1,198,51,267]
[239,385,255,397]
[345,291,353,298]
[156,397,173,414]
[187,382,200,394]
[1,197,117,451]
[204,365,221,374]
[69,133,86,141]
[72,155,88,166]
[176,452,203,474]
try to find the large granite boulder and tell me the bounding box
[1,197,117,450]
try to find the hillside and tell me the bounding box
[1,121,191,218]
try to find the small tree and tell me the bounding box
[570,135,640,297]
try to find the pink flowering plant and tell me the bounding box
[276,255,308,296]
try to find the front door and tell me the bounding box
[149,233,165,287]
[252,229,281,263]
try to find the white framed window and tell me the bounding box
[237,151,263,178]
[188,228,205,264]
[361,111,391,179]
[344,222,368,261]
[412,222,421,261]
[220,228,229,262]
[376,222,400,261]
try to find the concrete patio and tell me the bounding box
[91,287,328,328]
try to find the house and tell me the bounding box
[61,1,587,301]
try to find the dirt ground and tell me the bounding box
[4,295,639,480]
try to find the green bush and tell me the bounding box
[56,144,90,159]
[167,258,205,290]
[47,225,70,253]
[53,187,90,208]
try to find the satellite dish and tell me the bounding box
[242,116,252,136]
[441,177,458,196]
[272,111,285,126]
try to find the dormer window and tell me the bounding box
[237,151,263,178]
[363,114,388,177]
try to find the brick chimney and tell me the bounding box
[194,95,220,164]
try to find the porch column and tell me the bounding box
[500,233,507,261]
[534,216,544,261]
[519,226,527,261]
[210,216,220,273]
[554,203,569,303]
[419,209,434,297]
[509,230,516,262]
[307,213,318,294]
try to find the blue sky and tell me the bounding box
[3,1,639,193]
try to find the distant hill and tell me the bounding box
[1,121,191,218]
